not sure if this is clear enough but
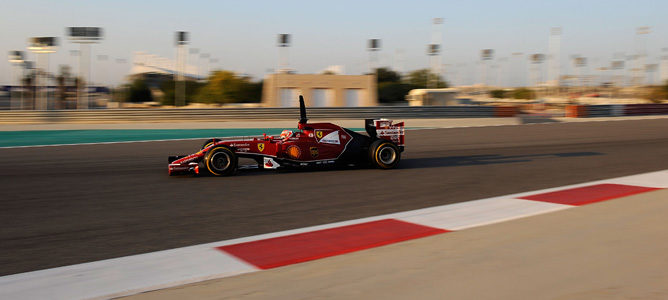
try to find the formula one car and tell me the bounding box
[168,96,404,176]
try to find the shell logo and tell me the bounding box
[286,145,301,159]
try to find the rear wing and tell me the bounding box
[365,119,405,146]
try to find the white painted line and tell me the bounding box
[0,247,257,300]
[397,198,571,231]
[1,169,666,300]
[603,170,668,188]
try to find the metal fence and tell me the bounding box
[0,106,497,123]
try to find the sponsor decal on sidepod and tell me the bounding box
[319,131,340,145]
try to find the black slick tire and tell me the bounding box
[201,138,221,150]
[369,139,401,169]
[203,146,237,176]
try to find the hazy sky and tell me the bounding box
[1,0,666,86]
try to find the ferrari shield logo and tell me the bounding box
[315,130,324,139]
[310,147,319,158]
[257,143,265,152]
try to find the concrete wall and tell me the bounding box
[262,74,377,107]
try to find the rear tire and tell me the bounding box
[203,146,237,176]
[369,140,401,169]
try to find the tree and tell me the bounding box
[511,88,535,100]
[646,80,668,103]
[375,67,401,83]
[405,69,448,88]
[125,78,153,103]
[194,70,263,104]
[378,82,418,103]
[160,80,204,106]
[490,89,507,98]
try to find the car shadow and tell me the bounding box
[176,151,604,178]
[399,152,603,169]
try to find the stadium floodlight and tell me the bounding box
[278,34,291,47]
[634,27,650,85]
[8,50,24,63]
[8,51,26,110]
[427,44,441,88]
[481,49,494,61]
[636,26,650,35]
[176,31,188,45]
[367,39,381,74]
[645,64,658,72]
[68,27,103,41]
[276,34,292,74]
[479,49,494,87]
[611,61,625,70]
[528,54,545,89]
[531,54,545,64]
[570,56,587,92]
[174,31,189,106]
[67,27,103,109]
[28,37,58,110]
[427,44,440,56]
[28,37,58,53]
[367,39,381,51]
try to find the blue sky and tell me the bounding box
[1,0,666,86]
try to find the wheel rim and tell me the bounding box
[378,146,396,165]
[210,152,231,172]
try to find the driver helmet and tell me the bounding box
[280,130,293,140]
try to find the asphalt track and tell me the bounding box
[1,118,668,276]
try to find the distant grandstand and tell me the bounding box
[128,52,201,88]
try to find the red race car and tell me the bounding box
[168,96,405,176]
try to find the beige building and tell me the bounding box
[262,73,377,107]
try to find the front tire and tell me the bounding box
[201,138,221,150]
[203,146,237,176]
[369,140,401,169]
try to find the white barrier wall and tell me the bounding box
[311,89,334,107]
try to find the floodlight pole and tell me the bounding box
[548,27,562,96]
[68,27,103,109]
[8,51,25,110]
[427,44,440,88]
[34,54,41,110]
[189,48,199,79]
[10,61,15,110]
[175,31,189,107]
[367,39,380,76]
[661,48,668,84]
[200,53,210,79]
[80,43,90,109]
[277,34,291,106]
[28,38,58,110]
[430,18,444,88]
[481,49,493,92]
[635,27,650,86]
[34,51,49,110]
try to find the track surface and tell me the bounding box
[2,119,668,276]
